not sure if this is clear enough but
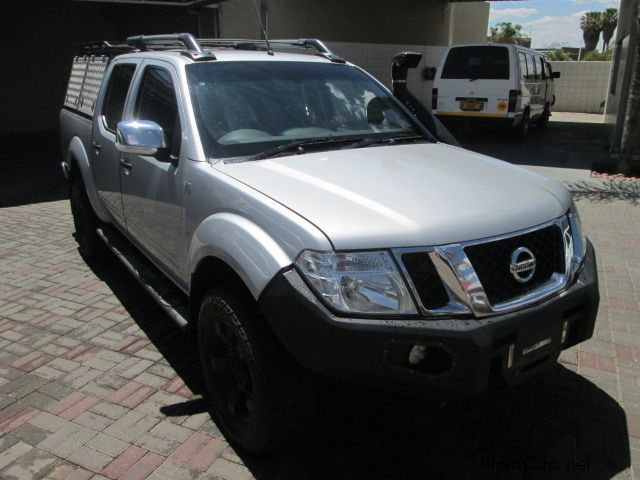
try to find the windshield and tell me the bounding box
[441,46,510,80]
[186,61,428,159]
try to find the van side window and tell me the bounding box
[519,53,528,81]
[539,58,547,79]
[546,62,554,80]
[102,64,136,132]
[527,54,538,80]
[135,67,182,157]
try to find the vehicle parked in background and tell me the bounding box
[433,43,560,137]
[59,34,596,453]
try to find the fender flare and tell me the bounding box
[66,136,110,221]
[189,212,293,300]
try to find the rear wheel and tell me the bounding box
[69,172,104,259]
[515,109,530,139]
[197,288,318,453]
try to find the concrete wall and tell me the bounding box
[219,0,489,46]
[549,61,611,114]
[329,42,447,106]
[445,2,490,45]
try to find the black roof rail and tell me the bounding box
[198,38,346,63]
[73,34,345,63]
[126,33,216,61]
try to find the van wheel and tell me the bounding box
[197,288,318,453]
[69,173,104,259]
[515,110,530,139]
[538,105,551,129]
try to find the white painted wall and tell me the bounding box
[550,61,612,114]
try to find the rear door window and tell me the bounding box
[102,64,136,132]
[441,46,510,80]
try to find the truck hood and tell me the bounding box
[216,143,572,250]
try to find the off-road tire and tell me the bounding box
[197,288,318,453]
[538,104,551,130]
[515,109,530,139]
[69,173,104,259]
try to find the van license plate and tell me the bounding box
[460,102,484,111]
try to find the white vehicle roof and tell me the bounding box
[444,43,547,57]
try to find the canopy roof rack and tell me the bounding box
[74,33,345,63]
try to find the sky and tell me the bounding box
[488,0,621,49]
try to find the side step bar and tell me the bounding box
[96,226,189,332]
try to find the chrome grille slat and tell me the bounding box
[393,216,572,318]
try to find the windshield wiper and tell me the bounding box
[251,136,364,160]
[343,134,428,150]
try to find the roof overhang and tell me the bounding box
[69,0,227,7]
[70,0,522,4]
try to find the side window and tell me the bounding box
[527,54,538,80]
[135,67,181,156]
[539,57,547,79]
[519,53,528,81]
[102,64,136,132]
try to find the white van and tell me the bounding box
[433,43,560,137]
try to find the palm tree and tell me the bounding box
[581,12,603,52]
[602,8,619,52]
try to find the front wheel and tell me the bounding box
[197,288,318,453]
[69,173,104,259]
[538,104,551,129]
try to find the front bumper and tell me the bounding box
[258,242,599,396]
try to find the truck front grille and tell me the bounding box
[464,224,565,306]
[401,252,449,310]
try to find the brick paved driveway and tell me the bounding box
[0,118,639,479]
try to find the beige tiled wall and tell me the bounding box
[549,61,612,114]
[328,42,448,106]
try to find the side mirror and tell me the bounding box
[552,71,561,79]
[116,120,168,158]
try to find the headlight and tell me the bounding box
[569,201,587,264]
[295,250,417,315]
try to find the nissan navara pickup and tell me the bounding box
[59,34,599,452]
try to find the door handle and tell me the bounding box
[120,158,133,170]
[92,141,102,150]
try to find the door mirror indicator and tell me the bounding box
[115,120,169,159]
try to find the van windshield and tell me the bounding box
[186,61,429,160]
[441,46,510,80]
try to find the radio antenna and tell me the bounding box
[251,0,273,56]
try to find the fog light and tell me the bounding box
[409,345,427,365]
[404,343,454,375]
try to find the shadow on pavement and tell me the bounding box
[455,119,609,171]
[0,132,67,208]
[84,252,631,480]
[568,180,640,206]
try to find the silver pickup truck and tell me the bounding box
[60,33,598,452]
